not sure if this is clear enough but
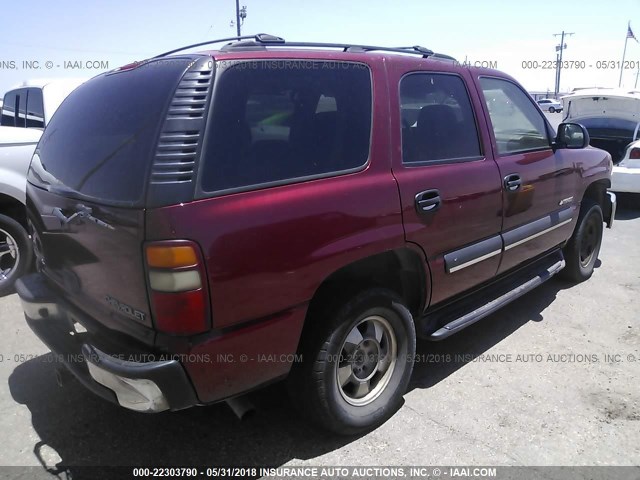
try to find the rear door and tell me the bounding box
[477,76,576,274]
[26,60,194,341]
[390,65,503,306]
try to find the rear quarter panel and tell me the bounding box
[145,57,407,330]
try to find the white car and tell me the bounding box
[1,78,87,128]
[0,78,87,295]
[537,98,563,113]
[612,140,640,194]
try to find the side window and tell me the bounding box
[400,73,481,163]
[246,92,295,143]
[480,77,549,155]
[201,61,372,192]
[15,89,27,128]
[1,91,17,126]
[26,88,45,128]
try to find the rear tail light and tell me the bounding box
[629,148,640,160]
[144,241,210,335]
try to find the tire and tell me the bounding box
[288,288,416,435]
[0,214,33,296]
[560,199,603,283]
[549,107,556,113]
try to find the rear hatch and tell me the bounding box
[26,56,213,343]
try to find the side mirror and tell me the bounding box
[555,122,590,149]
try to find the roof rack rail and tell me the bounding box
[153,33,455,61]
[394,46,457,61]
[152,33,285,58]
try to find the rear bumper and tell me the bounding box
[15,273,199,412]
[611,165,640,193]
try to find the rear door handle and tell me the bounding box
[503,174,522,192]
[415,189,441,214]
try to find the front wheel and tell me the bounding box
[549,106,556,113]
[288,289,416,435]
[0,214,33,296]
[560,199,603,282]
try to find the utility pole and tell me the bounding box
[234,1,247,36]
[553,31,574,97]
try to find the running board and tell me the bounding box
[425,253,565,341]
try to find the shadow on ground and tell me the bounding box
[409,277,572,390]
[8,275,576,477]
[614,194,640,218]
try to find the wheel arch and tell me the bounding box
[581,179,610,207]
[296,247,430,353]
[0,193,27,229]
[580,178,613,223]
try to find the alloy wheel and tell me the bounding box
[335,315,397,406]
[0,228,20,284]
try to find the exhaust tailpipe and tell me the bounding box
[226,395,255,420]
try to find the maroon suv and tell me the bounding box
[16,34,615,435]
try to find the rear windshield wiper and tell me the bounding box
[46,184,136,208]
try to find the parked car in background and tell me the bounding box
[1,78,87,128]
[561,88,640,164]
[610,139,640,194]
[537,98,563,112]
[16,35,614,435]
[0,127,42,295]
[0,78,87,295]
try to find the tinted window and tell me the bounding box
[480,77,549,154]
[200,61,372,192]
[1,91,17,126]
[400,73,481,163]
[15,88,27,128]
[32,62,187,205]
[26,88,45,128]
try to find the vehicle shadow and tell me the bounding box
[614,193,640,216]
[7,277,571,477]
[8,359,348,476]
[409,277,571,390]
[0,286,16,299]
[615,208,640,221]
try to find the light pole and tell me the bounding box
[553,31,574,97]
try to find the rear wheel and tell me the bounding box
[560,199,603,282]
[288,288,416,435]
[0,214,32,296]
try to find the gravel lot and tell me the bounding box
[1,111,638,476]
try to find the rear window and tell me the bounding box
[32,61,189,205]
[200,60,372,192]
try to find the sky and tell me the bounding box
[1,0,640,96]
